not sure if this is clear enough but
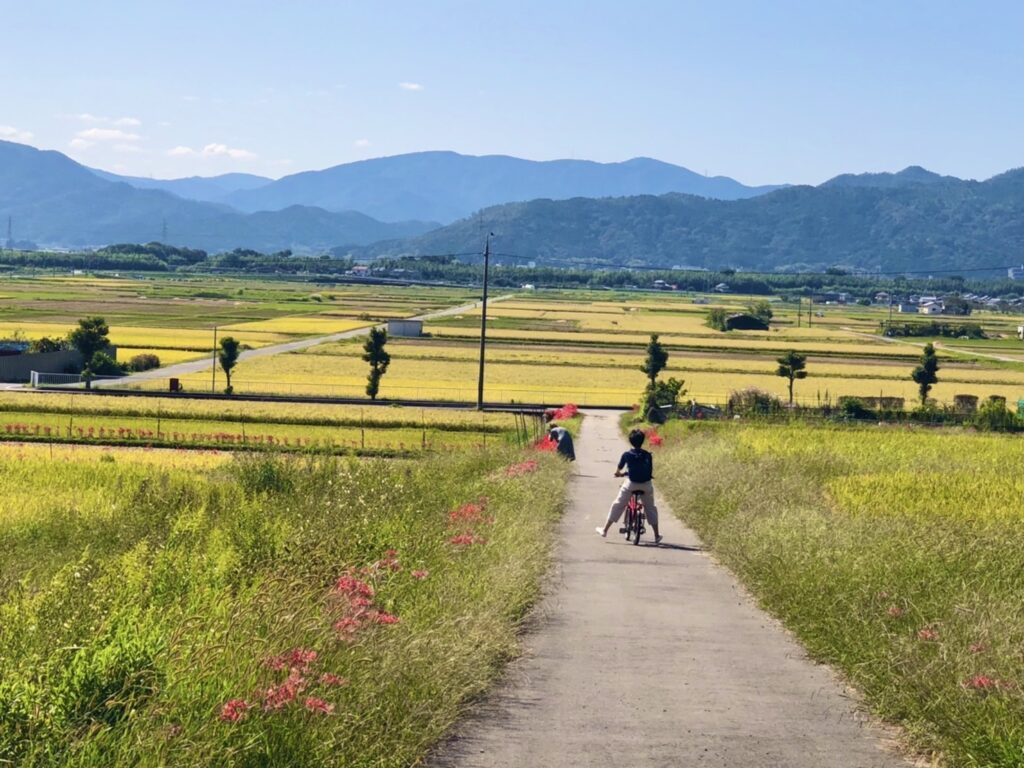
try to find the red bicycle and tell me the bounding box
[619,489,646,545]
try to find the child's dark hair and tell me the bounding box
[628,429,645,448]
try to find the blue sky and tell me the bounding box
[3,1,1023,184]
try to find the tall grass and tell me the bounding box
[657,422,1024,767]
[0,447,568,766]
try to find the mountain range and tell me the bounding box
[3,138,1023,273]
[0,141,435,251]
[350,167,1024,274]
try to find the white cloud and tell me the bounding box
[74,112,106,123]
[398,82,424,91]
[113,143,145,154]
[167,143,257,160]
[0,125,33,141]
[201,143,256,160]
[354,138,371,148]
[68,137,94,150]
[113,116,142,127]
[76,127,141,142]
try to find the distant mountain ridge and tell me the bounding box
[0,141,436,251]
[349,166,1024,274]
[89,169,272,204]
[222,151,786,222]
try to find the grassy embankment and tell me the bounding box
[0,443,570,766]
[655,421,1024,767]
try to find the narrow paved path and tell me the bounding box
[429,410,910,768]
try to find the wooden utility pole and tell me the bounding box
[211,325,218,393]
[476,233,493,410]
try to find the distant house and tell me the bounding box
[897,304,918,314]
[1008,265,1024,280]
[725,313,769,331]
[713,282,730,293]
[919,302,944,315]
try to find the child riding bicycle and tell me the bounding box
[596,428,662,544]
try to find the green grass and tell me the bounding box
[0,446,569,766]
[655,421,1024,767]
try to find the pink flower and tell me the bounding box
[449,533,485,546]
[265,647,318,672]
[319,673,348,687]
[886,605,905,618]
[411,570,429,580]
[917,627,939,642]
[964,675,1001,692]
[262,670,307,711]
[333,575,375,600]
[369,611,400,625]
[333,616,363,638]
[969,642,988,654]
[350,596,374,609]
[304,697,335,715]
[219,698,252,723]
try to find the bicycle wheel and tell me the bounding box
[623,503,634,540]
[632,506,642,545]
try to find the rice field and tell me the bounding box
[657,421,1024,766]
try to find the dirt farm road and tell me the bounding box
[429,410,911,768]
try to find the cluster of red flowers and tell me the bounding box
[548,403,579,420]
[535,435,558,452]
[448,498,493,525]
[886,605,906,618]
[220,645,346,722]
[643,428,664,447]
[330,570,401,640]
[411,569,430,580]
[504,459,540,478]
[219,698,252,723]
[963,675,1006,692]
[447,497,491,547]
[4,423,54,437]
[370,549,403,574]
[917,627,939,642]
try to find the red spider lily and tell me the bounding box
[644,428,664,447]
[262,670,307,711]
[886,605,905,618]
[219,698,252,722]
[368,611,400,625]
[535,436,558,452]
[450,533,485,546]
[265,647,318,672]
[350,596,374,609]
[448,498,493,525]
[304,697,335,715]
[411,569,429,580]
[333,575,375,600]
[917,627,939,642]
[964,675,1003,692]
[373,549,402,572]
[969,642,988,654]
[504,459,540,478]
[319,673,348,687]
[333,616,363,639]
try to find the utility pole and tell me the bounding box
[796,297,801,328]
[476,233,494,410]
[211,325,218,393]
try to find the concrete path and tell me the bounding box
[86,294,512,388]
[429,410,911,768]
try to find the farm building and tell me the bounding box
[897,304,918,314]
[919,302,944,315]
[387,319,424,337]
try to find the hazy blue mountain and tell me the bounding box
[821,165,957,189]
[90,169,272,203]
[348,167,1024,274]
[0,141,437,252]
[226,151,785,222]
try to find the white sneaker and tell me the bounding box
[655,534,663,544]
[595,527,607,538]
